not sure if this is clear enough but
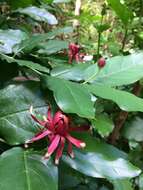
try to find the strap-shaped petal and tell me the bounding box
[26,129,51,143]
[45,135,61,158]
[66,134,86,148]
[55,137,65,165]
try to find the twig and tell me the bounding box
[109,81,142,144]
[121,26,128,52]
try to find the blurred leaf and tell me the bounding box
[87,84,143,112]
[17,6,58,25]
[0,29,28,54]
[41,76,95,118]
[95,23,110,33]
[91,115,114,137]
[8,0,36,9]
[0,81,47,145]
[139,174,143,190]
[17,60,49,73]
[16,27,73,53]
[0,53,49,74]
[0,147,58,190]
[62,134,141,179]
[112,179,133,190]
[122,117,143,142]
[107,0,133,25]
[38,40,69,55]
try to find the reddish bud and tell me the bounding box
[98,57,106,68]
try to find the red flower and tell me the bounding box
[68,43,80,64]
[25,106,89,164]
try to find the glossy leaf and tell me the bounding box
[0,29,28,54]
[0,54,49,74]
[0,81,47,145]
[51,63,94,81]
[41,76,95,118]
[17,60,49,73]
[91,115,114,137]
[51,63,98,82]
[0,147,58,190]
[17,6,58,25]
[94,52,143,86]
[87,84,143,112]
[38,40,69,55]
[16,27,73,53]
[107,0,133,25]
[62,135,141,179]
[122,117,143,142]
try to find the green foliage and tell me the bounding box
[0,82,46,145]
[17,6,58,25]
[107,0,133,25]
[0,0,143,189]
[0,148,58,190]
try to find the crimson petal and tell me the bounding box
[53,111,63,125]
[45,135,61,158]
[26,129,51,143]
[66,134,86,148]
[55,137,65,165]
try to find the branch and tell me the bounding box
[109,81,142,144]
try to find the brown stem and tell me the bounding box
[109,81,142,144]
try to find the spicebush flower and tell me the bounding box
[68,43,80,64]
[25,106,90,164]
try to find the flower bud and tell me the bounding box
[98,57,106,68]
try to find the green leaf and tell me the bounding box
[16,27,73,53]
[8,0,36,9]
[122,117,143,142]
[0,29,28,54]
[0,81,47,145]
[41,76,95,118]
[0,147,58,190]
[0,53,49,74]
[87,84,143,112]
[94,52,143,86]
[16,60,49,73]
[17,6,58,25]
[139,173,143,190]
[38,40,69,55]
[51,63,98,82]
[96,23,110,33]
[91,115,114,137]
[112,179,133,190]
[62,134,141,179]
[51,63,94,81]
[107,0,133,25]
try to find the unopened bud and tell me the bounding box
[98,57,106,68]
